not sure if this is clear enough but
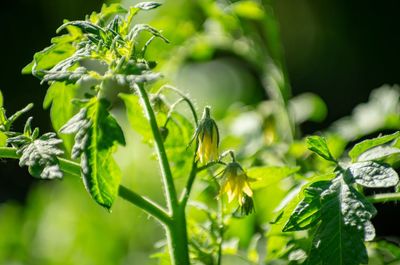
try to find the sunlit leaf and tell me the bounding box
[283,181,330,232]
[0,132,6,147]
[43,82,78,152]
[231,1,265,20]
[348,161,399,188]
[306,176,376,265]
[135,2,162,10]
[90,3,127,25]
[306,135,336,162]
[15,133,64,179]
[120,93,153,144]
[22,43,75,77]
[348,131,400,162]
[61,98,125,209]
[164,112,194,179]
[358,145,400,162]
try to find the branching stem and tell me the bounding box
[157,85,198,125]
[0,147,171,225]
[134,84,190,265]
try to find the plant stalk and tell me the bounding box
[135,83,179,211]
[367,192,400,203]
[134,84,190,265]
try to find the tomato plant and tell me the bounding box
[0,1,399,265]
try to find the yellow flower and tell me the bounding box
[193,106,219,164]
[220,162,255,205]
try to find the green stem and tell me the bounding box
[134,84,190,265]
[0,147,171,225]
[367,192,400,203]
[135,83,179,211]
[0,147,19,159]
[216,196,224,265]
[157,85,199,125]
[168,205,190,265]
[118,185,171,225]
[180,158,198,206]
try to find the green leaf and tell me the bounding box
[306,176,376,265]
[42,67,88,85]
[0,131,7,147]
[120,93,153,144]
[57,21,104,36]
[90,3,127,25]
[43,82,78,152]
[231,1,265,20]
[306,136,336,162]
[135,2,162,10]
[23,42,75,77]
[121,93,195,179]
[0,90,3,107]
[4,103,34,131]
[128,24,170,43]
[247,166,300,189]
[283,181,330,232]
[348,131,400,162]
[348,161,399,188]
[358,145,400,162]
[164,112,194,179]
[60,98,125,209]
[16,133,64,179]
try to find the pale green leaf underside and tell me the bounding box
[17,133,64,179]
[349,131,400,162]
[348,161,399,188]
[358,145,400,162]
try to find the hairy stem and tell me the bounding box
[135,84,179,211]
[118,185,171,225]
[157,85,198,125]
[180,157,198,206]
[134,84,190,265]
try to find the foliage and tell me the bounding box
[0,1,399,265]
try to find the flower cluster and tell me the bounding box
[192,106,255,215]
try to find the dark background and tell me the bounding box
[0,0,399,237]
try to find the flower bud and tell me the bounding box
[193,106,219,164]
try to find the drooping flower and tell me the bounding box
[219,162,255,206]
[192,106,219,164]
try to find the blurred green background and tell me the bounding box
[0,0,399,264]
